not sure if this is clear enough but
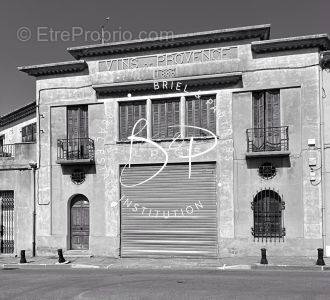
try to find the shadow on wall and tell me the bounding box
[61,165,96,176]
[246,156,291,169]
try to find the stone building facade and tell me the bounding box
[13,24,330,258]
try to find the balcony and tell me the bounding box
[56,138,95,165]
[246,126,290,158]
[0,144,15,158]
[0,143,36,169]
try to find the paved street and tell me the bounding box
[0,269,330,299]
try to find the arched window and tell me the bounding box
[251,189,285,242]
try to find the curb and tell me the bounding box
[1,263,73,270]
[1,263,329,271]
[252,264,329,271]
[217,264,252,270]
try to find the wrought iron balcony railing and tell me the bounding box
[57,138,95,163]
[246,126,289,152]
[0,144,15,158]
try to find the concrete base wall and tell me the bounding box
[219,238,322,257]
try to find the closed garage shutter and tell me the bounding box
[120,163,217,257]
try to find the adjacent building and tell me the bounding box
[1,24,329,259]
[0,102,36,255]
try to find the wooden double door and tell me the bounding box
[70,195,89,250]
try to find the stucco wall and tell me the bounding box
[0,143,36,255]
[0,116,36,145]
[34,41,323,257]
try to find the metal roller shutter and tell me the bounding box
[120,163,217,257]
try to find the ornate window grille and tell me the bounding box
[71,169,86,185]
[258,162,276,179]
[0,191,14,254]
[251,189,285,242]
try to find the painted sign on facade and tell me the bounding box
[98,46,238,72]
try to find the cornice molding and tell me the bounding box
[18,60,88,77]
[252,34,330,53]
[68,25,271,59]
[0,102,36,128]
[93,73,242,97]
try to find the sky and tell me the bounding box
[0,0,328,115]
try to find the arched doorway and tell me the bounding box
[70,195,89,250]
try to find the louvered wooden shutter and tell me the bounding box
[185,95,216,137]
[32,123,37,142]
[252,92,265,151]
[201,95,216,136]
[27,125,32,142]
[67,106,79,140]
[119,101,147,140]
[67,106,88,139]
[152,99,180,139]
[253,92,265,129]
[186,99,194,137]
[67,106,89,158]
[265,90,280,150]
[22,126,27,142]
[252,90,280,151]
[79,106,89,138]
[265,90,280,128]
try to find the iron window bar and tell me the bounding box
[57,138,95,161]
[251,188,285,242]
[246,126,289,152]
[0,191,14,254]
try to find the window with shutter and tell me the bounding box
[22,123,37,143]
[152,98,180,139]
[185,95,216,137]
[119,101,147,141]
[252,90,280,151]
[32,123,37,142]
[67,106,89,159]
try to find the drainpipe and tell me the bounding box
[319,60,326,253]
[29,162,37,257]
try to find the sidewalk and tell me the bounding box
[1,255,330,271]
